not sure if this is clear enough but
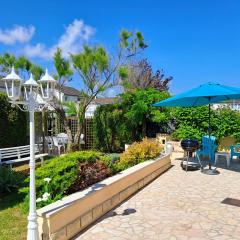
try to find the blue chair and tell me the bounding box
[230,144,240,161]
[196,135,217,168]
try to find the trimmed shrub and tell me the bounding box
[0,167,27,194]
[20,151,110,208]
[20,147,163,208]
[66,161,111,194]
[99,154,120,174]
[117,138,163,171]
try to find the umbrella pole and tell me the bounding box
[208,104,211,170]
[201,103,219,175]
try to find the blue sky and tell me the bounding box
[0,0,240,95]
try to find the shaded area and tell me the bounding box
[221,198,240,207]
[107,208,137,217]
[0,192,25,211]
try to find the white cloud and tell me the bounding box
[0,25,35,45]
[23,43,50,59]
[23,19,95,60]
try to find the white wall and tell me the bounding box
[85,103,98,118]
[54,90,78,103]
[64,95,79,102]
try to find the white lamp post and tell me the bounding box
[2,66,23,101]
[38,69,56,101]
[1,67,56,240]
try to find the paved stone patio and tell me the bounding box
[75,153,240,240]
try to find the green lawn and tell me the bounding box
[0,159,53,240]
[0,193,27,240]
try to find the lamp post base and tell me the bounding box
[27,214,39,240]
[27,230,39,240]
[201,168,220,175]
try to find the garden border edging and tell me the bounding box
[37,154,171,240]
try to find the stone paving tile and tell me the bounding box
[75,153,240,240]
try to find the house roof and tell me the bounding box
[92,97,119,105]
[60,85,80,96]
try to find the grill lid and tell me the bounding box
[181,139,199,151]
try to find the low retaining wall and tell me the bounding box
[37,154,171,240]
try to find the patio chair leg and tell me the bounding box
[40,157,44,166]
[196,153,203,171]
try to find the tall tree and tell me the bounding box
[0,29,147,152]
[0,54,43,80]
[0,53,16,74]
[52,48,74,151]
[121,59,173,91]
[59,29,147,150]
[30,64,44,80]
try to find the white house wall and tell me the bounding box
[64,95,79,102]
[85,103,98,118]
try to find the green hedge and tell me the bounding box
[93,88,171,152]
[172,107,240,141]
[0,93,28,147]
[19,147,159,208]
[19,151,112,208]
[0,167,27,194]
[93,104,132,152]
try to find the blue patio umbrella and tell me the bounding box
[153,82,240,174]
[153,82,240,107]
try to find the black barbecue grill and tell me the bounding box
[180,139,200,171]
[181,139,199,152]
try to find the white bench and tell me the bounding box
[0,145,48,168]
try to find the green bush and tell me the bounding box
[172,107,240,142]
[93,104,131,152]
[106,153,120,163]
[0,167,27,194]
[99,153,120,174]
[172,125,203,141]
[0,92,28,147]
[93,88,171,152]
[20,151,106,207]
[117,138,163,171]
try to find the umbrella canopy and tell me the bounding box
[153,82,240,107]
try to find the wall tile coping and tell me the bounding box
[37,154,169,218]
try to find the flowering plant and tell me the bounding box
[36,178,51,205]
[43,178,51,183]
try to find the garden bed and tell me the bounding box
[37,153,171,240]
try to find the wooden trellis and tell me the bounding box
[56,116,94,149]
[85,118,94,149]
